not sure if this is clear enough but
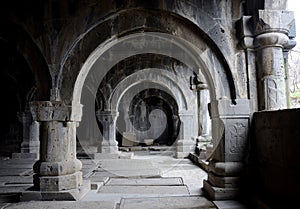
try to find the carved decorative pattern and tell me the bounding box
[266,79,278,109]
[229,122,247,153]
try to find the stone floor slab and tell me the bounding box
[119,196,216,209]
[106,177,183,186]
[94,169,161,178]
[4,201,116,209]
[0,169,32,176]
[213,200,249,209]
[0,176,33,185]
[98,185,190,196]
[97,159,155,171]
[0,185,31,193]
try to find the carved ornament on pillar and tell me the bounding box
[203,99,250,200]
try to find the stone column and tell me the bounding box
[237,10,295,111]
[22,101,89,201]
[176,110,196,158]
[13,111,40,159]
[203,99,250,200]
[255,32,290,110]
[96,110,119,154]
[190,73,210,158]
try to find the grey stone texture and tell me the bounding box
[246,108,300,208]
[0,0,296,207]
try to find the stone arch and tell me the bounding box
[108,68,193,112]
[118,87,180,146]
[96,53,194,106]
[58,8,237,105]
[108,69,197,149]
[72,9,240,158]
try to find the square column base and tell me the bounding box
[20,180,90,201]
[203,180,239,200]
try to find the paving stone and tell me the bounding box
[0,176,32,184]
[90,171,119,179]
[4,201,116,209]
[95,159,161,177]
[97,159,155,171]
[213,200,249,209]
[97,185,190,196]
[0,169,32,176]
[106,177,183,186]
[0,203,10,208]
[0,164,33,169]
[0,185,31,194]
[97,169,161,178]
[119,196,216,209]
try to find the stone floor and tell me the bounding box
[0,150,248,209]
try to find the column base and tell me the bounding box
[34,172,82,191]
[203,180,239,200]
[20,180,90,201]
[207,172,240,188]
[101,145,119,154]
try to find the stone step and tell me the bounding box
[119,196,216,209]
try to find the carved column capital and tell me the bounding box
[96,110,119,124]
[237,10,295,50]
[254,32,290,49]
[30,101,82,122]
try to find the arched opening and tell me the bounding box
[116,88,180,147]
[0,40,35,157]
[74,32,230,159]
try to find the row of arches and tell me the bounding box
[0,7,238,159]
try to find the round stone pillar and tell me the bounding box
[25,101,87,200]
[255,32,290,110]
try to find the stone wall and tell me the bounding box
[246,108,300,207]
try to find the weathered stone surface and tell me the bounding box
[213,200,248,209]
[5,201,116,209]
[0,0,296,205]
[97,185,190,196]
[246,109,300,207]
[106,177,183,186]
[119,196,216,209]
